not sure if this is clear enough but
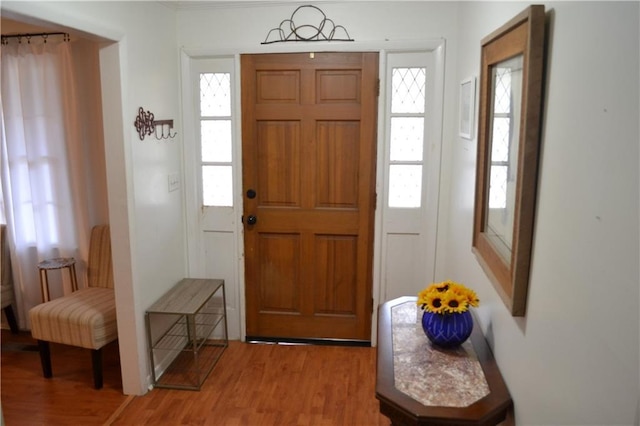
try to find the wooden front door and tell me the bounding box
[241,52,379,342]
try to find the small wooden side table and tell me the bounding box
[37,257,78,302]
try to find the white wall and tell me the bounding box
[1,1,187,395]
[178,2,460,45]
[449,2,639,424]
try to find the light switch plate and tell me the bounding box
[168,172,180,192]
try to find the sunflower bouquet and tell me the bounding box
[417,280,479,314]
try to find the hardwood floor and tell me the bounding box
[1,330,390,425]
[1,330,126,425]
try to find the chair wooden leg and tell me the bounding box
[3,305,18,334]
[91,348,103,389]
[37,340,52,378]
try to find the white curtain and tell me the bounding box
[1,37,104,329]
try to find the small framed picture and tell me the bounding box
[459,77,476,139]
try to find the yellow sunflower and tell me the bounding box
[430,281,450,293]
[422,291,445,314]
[447,281,467,295]
[416,288,431,311]
[464,288,480,307]
[417,280,479,314]
[442,292,469,314]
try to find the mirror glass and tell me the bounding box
[485,55,523,262]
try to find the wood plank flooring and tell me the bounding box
[1,330,390,425]
[1,330,126,425]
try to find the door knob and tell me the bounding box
[245,215,257,225]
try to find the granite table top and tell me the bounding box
[391,301,490,407]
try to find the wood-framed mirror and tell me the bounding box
[472,5,546,316]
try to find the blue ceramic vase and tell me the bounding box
[421,310,473,348]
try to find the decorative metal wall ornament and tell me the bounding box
[134,107,177,141]
[262,5,354,44]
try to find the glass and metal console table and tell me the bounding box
[146,278,227,390]
[376,297,513,425]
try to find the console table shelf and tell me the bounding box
[376,297,513,425]
[146,278,227,391]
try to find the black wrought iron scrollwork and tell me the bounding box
[262,5,354,44]
[1,32,70,45]
[133,107,176,141]
[134,107,154,141]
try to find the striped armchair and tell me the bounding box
[29,225,117,389]
[1,224,19,333]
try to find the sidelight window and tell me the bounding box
[200,72,233,207]
[388,67,426,208]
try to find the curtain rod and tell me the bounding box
[1,32,70,45]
